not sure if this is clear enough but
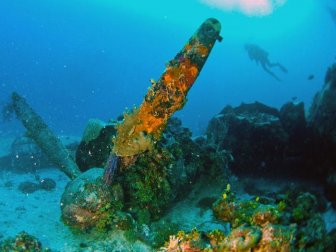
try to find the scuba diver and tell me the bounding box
[245,43,288,82]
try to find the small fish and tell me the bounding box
[291,96,297,102]
[308,74,314,80]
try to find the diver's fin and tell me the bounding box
[278,64,288,73]
[269,62,288,73]
[262,64,282,82]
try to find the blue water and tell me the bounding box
[0,0,335,136]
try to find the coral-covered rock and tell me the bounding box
[254,224,296,251]
[209,226,262,251]
[122,148,173,224]
[160,229,204,252]
[162,185,334,251]
[61,168,129,231]
[297,214,326,251]
[213,194,281,228]
[291,192,318,222]
[0,231,51,251]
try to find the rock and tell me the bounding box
[18,177,56,193]
[76,120,117,172]
[39,178,56,191]
[279,101,306,139]
[309,63,336,142]
[82,119,107,143]
[18,181,40,194]
[205,101,334,179]
[206,102,288,176]
[325,172,336,208]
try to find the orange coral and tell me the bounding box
[113,18,221,157]
[196,44,209,57]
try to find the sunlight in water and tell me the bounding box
[201,0,287,16]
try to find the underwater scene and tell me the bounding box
[1,0,336,251]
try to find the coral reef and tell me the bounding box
[161,186,336,251]
[160,229,204,252]
[0,231,51,251]
[212,185,281,228]
[11,92,81,179]
[4,16,336,252]
[113,18,222,157]
[210,225,263,251]
[253,224,296,251]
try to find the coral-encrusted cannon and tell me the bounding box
[61,18,222,231]
[113,18,222,158]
